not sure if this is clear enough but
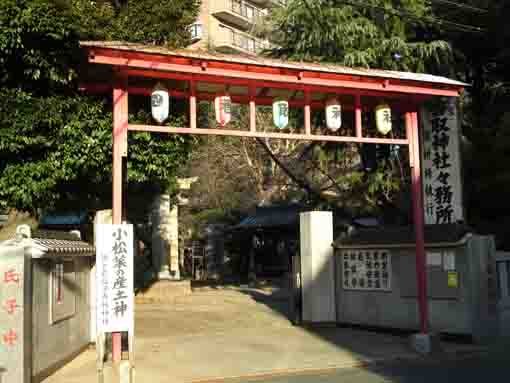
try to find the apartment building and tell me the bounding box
[189,0,286,55]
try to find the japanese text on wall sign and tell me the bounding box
[96,224,134,333]
[1,269,21,347]
[341,250,392,291]
[0,257,24,383]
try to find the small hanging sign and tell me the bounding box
[215,94,232,127]
[325,97,342,132]
[443,252,456,271]
[426,252,442,267]
[447,271,459,288]
[375,104,392,135]
[273,98,289,130]
[151,83,170,124]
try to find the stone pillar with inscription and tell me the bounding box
[151,193,174,280]
[420,98,464,225]
[168,204,180,280]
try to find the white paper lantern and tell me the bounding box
[215,94,232,127]
[325,97,342,132]
[151,82,170,124]
[273,98,289,130]
[375,104,392,135]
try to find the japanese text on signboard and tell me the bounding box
[96,224,133,333]
[421,99,463,224]
[341,250,391,291]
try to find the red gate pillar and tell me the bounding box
[112,73,128,362]
[407,110,429,334]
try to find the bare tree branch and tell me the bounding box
[255,137,322,201]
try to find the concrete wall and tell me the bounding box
[495,252,510,337]
[335,235,495,340]
[31,257,91,382]
[300,211,336,323]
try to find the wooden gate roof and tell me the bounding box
[80,41,465,98]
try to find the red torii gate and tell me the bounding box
[80,41,465,364]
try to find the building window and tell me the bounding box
[50,260,76,323]
[248,38,256,53]
[232,0,242,14]
[245,5,254,20]
[190,23,203,41]
[341,250,392,291]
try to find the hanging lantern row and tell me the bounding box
[273,98,289,130]
[151,82,170,124]
[325,97,342,132]
[214,94,232,127]
[375,103,392,135]
[151,84,392,135]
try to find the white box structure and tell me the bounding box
[300,211,336,323]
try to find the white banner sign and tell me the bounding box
[96,224,134,333]
[420,98,464,224]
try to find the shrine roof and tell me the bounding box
[80,41,467,90]
[232,205,309,231]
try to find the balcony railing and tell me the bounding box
[216,25,271,54]
[249,0,287,7]
[213,0,266,29]
[228,0,264,22]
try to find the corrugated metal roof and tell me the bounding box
[80,41,467,88]
[334,224,472,247]
[39,212,87,226]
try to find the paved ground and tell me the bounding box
[238,346,510,383]
[43,284,485,383]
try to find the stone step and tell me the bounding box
[135,280,192,304]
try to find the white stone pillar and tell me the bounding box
[299,211,336,323]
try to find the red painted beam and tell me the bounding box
[86,49,461,97]
[112,74,128,363]
[128,124,409,145]
[112,69,435,101]
[406,111,429,334]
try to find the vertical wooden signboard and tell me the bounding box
[96,224,134,381]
